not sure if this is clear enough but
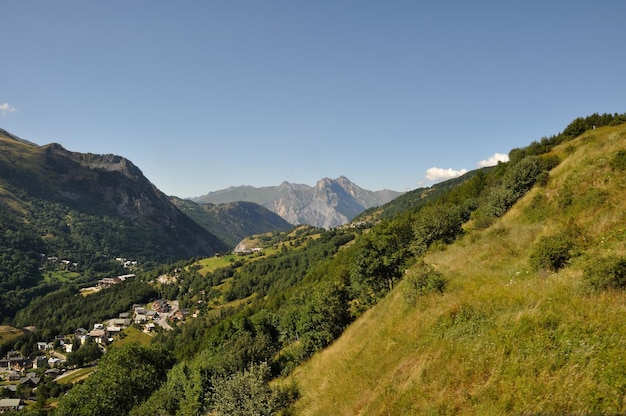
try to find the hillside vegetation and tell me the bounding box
[0,133,230,322]
[288,123,626,414]
[3,114,625,415]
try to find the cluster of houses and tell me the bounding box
[43,256,78,270]
[132,300,188,330]
[0,308,149,408]
[54,300,185,352]
[0,352,48,375]
[97,273,136,288]
[0,351,62,411]
[236,247,264,256]
[115,257,138,268]
[0,289,199,414]
[0,298,192,411]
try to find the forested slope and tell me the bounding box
[288,122,626,414]
[0,132,228,322]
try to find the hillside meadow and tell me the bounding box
[287,124,626,415]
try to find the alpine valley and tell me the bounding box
[1,113,626,416]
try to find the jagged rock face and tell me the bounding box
[193,176,403,229]
[43,143,177,223]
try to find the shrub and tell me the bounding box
[403,261,445,303]
[610,149,626,171]
[529,233,578,272]
[535,171,550,187]
[584,255,626,291]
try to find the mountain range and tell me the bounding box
[0,127,395,318]
[192,176,403,228]
[0,128,288,319]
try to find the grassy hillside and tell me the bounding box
[288,124,626,414]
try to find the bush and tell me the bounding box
[209,362,297,416]
[584,255,626,291]
[529,233,578,272]
[610,149,626,171]
[403,261,445,303]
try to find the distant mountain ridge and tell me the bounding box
[170,198,292,248]
[0,129,235,320]
[192,176,403,228]
[0,132,228,260]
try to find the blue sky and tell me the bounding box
[2,1,625,197]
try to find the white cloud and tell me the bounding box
[425,167,468,181]
[477,152,509,168]
[0,102,17,116]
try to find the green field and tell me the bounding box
[193,254,240,275]
[113,326,152,347]
[56,367,96,385]
[44,270,81,283]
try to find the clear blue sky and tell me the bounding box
[2,1,625,197]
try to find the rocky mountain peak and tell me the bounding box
[193,177,403,229]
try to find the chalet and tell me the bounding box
[44,368,61,378]
[108,319,131,329]
[2,384,17,395]
[36,342,48,351]
[98,274,135,288]
[118,312,130,319]
[47,357,61,367]
[5,372,20,382]
[74,328,88,338]
[0,357,31,372]
[170,308,189,321]
[88,329,108,345]
[18,374,41,388]
[153,299,170,313]
[0,398,22,413]
[117,273,135,281]
[134,312,147,324]
[98,277,121,288]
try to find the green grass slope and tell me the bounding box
[288,124,626,415]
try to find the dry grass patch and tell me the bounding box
[0,326,23,344]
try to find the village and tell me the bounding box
[0,271,188,412]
